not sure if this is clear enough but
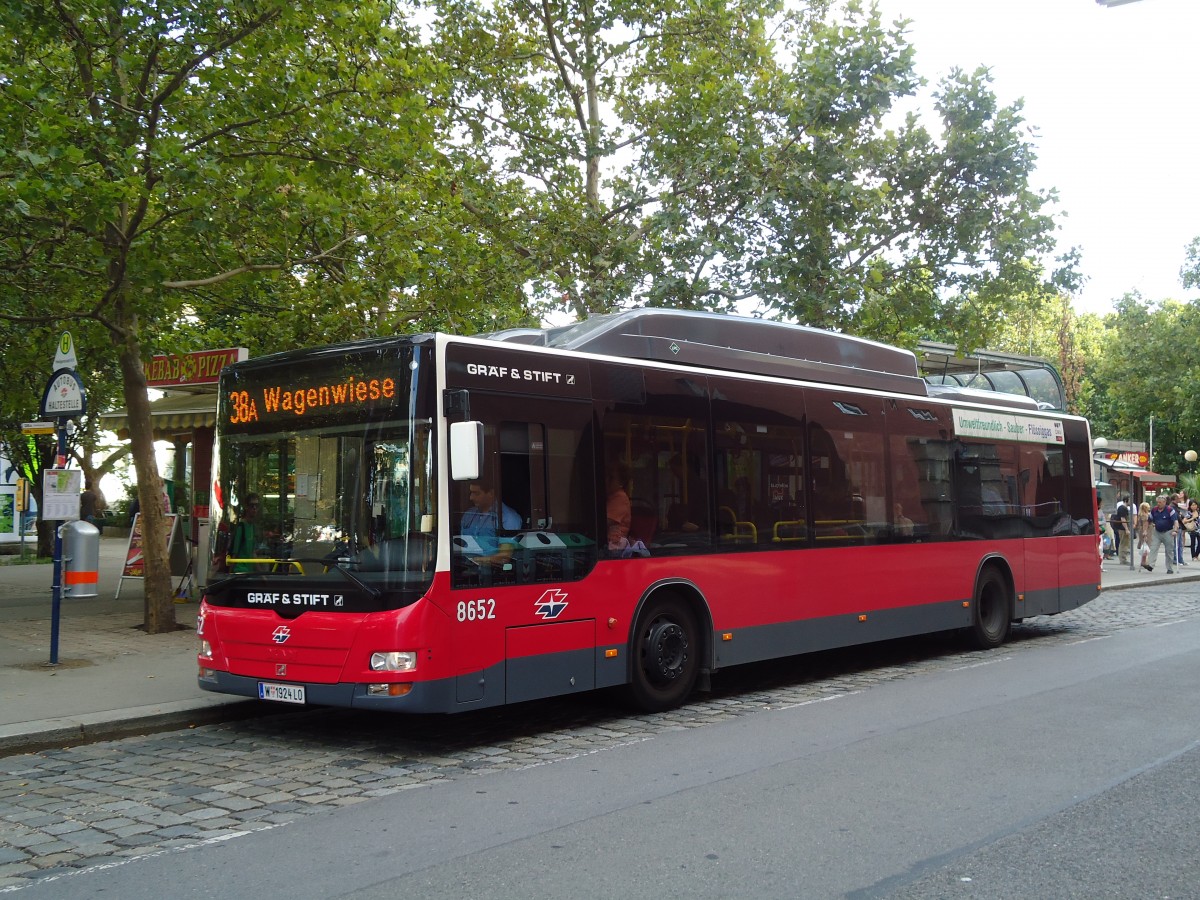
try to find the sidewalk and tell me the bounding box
[2,537,1199,757]
[1098,550,1200,591]
[0,534,256,757]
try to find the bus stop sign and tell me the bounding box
[40,368,87,418]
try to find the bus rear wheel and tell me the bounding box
[968,568,1011,650]
[628,595,699,712]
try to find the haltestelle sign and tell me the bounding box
[145,348,248,387]
[40,369,87,417]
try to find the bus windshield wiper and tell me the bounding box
[205,572,249,594]
[286,557,382,599]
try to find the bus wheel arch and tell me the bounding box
[968,561,1013,650]
[626,582,711,712]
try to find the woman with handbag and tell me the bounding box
[1175,493,1192,566]
[1186,499,1200,560]
[1137,501,1153,571]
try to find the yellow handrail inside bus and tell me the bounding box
[719,506,758,543]
[773,520,807,542]
[812,519,868,543]
[225,557,304,573]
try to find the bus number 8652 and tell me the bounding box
[457,599,496,622]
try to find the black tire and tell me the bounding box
[628,594,700,712]
[968,567,1012,650]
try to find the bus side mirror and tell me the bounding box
[450,421,483,481]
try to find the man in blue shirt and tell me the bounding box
[461,479,521,567]
[1145,493,1179,574]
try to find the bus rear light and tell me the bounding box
[368,683,413,697]
[370,651,417,672]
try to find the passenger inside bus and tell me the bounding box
[217,493,268,573]
[606,462,632,552]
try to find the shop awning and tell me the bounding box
[1128,469,1177,489]
[99,393,217,440]
[1093,458,1176,490]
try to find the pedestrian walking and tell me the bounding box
[1136,501,1152,570]
[1187,499,1200,561]
[1144,494,1179,574]
[1174,492,1190,566]
[1110,495,1130,564]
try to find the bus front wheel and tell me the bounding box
[968,568,1011,650]
[628,595,699,712]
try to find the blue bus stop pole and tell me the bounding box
[48,417,67,666]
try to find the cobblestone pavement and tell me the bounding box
[3,582,1199,890]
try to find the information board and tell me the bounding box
[41,470,82,521]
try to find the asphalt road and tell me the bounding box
[9,604,1199,899]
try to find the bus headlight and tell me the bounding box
[199,640,212,658]
[370,651,417,672]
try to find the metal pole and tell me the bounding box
[48,418,67,666]
[1129,475,1136,572]
[18,479,26,559]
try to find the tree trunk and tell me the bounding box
[114,333,176,633]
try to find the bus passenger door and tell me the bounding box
[1020,443,1069,616]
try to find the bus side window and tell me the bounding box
[807,391,885,546]
[708,375,807,550]
[886,404,957,542]
[595,364,711,555]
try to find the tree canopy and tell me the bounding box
[1081,293,1200,473]
[1,0,1084,627]
[434,0,1062,347]
[0,0,524,629]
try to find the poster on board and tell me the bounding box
[115,512,178,598]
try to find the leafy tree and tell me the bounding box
[1180,236,1200,291]
[0,1,517,631]
[434,0,1061,344]
[1058,306,1106,420]
[1086,293,1200,473]
[980,250,1097,417]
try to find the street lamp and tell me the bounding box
[1186,450,1198,464]
[1092,437,1109,490]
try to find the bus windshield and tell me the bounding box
[208,341,436,607]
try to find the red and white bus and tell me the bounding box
[197,309,1100,712]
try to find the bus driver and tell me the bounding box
[461,479,521,567]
